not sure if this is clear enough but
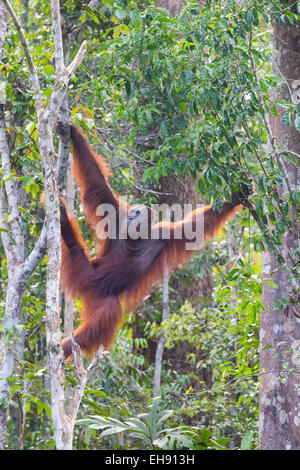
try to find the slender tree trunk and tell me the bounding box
[153,0,212,391]
[0,280,24,448]
[57,24,74,337]
[2,0,87,449]
[156,0,182,15]
[153,266,170,395]
[132,0,213,394]
[0,97,26,448]
[37,119,65,448]
[259,2,300,450]
[64,154,75,336]
[0,0,8,54]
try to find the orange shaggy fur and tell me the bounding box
[60,124,243,359]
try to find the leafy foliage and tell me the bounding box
[77,396,198,450]
[79,0,298,261]
[1,0,299,451]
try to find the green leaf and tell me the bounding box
[276,99,291,109]
[126,417,149,434]
[23,175,36,187]
[119,23,129,35]
[291,190,300,204]
[115,8,126,20]
[266,280,279,289]
[113,25,121,38]
[87,10,100,24]
[241,430,253,450]
[294,116,300,131]
[4,213,14,223]
[255,199,263,216]
[227,267,240,280]
[100,427,128,436]
[179,101,187,113]
[156,410,174,427]
[160,121,168,137]
[217,287,231,299]
[130,11,142,29]
[37,400,44,415]
[129,432,152,446]
[270,104,278,117]
[262,344,273,350]
[254,240,264,252]
[282,112,291,127]
[42,64,54,76]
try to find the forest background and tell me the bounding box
[0,0,299,451]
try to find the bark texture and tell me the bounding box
[259,2,300,450]
[156,0,182,15]
[1,0,86,450]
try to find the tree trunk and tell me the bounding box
[0,98,26,448]
[1,0,87,449]
[153,266,170,395]
[156,175,213,386]
[64,154,75,336]
[156,0,182,15]
[0,280,24,448]
[259,2,300,450]
[57,25,74,337]
[0,0,8,54]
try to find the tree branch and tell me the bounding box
[51,0,65,76]
[21,222,47,281]
[65,336,108,434]
[2,0,43,114]
[67,40,87,78]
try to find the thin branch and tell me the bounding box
[117,165,174,196]
[97,130,155,166]
[66,336,108,423]
[2,0,43,114]
[45,41,87,126]
[278,148,300,162]
[86,346,108,373]
[196,368,300,397]
[101,134,174,196]
[273,137,296,195]
[248,32,274,147]
[67,40,87,78]
[248,32,296,198]
[21,222,47,281]
[236,112,298,240]
[254,35,293,102]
